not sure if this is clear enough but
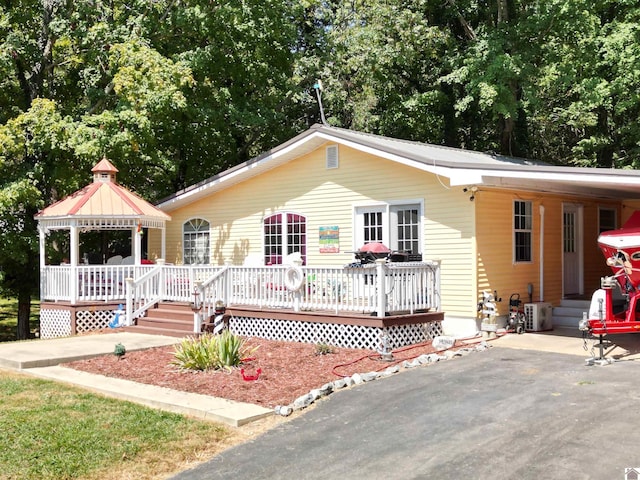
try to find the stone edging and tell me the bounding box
[273,341,491,417]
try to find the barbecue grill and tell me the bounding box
[353,242,391,264]
[352,243,422,264]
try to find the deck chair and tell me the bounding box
[106,255,123,265]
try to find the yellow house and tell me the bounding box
[149,124,640,336]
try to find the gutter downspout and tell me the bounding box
[539,205,545,302]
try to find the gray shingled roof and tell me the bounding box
[157,124,640,211]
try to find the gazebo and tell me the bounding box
[35,158,171,338]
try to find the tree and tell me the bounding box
[0,0,308,338]
[0,99,78,339]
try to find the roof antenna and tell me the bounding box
[313,80,328,126]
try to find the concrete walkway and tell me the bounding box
[493,326,640,361]
[0,332,272,427]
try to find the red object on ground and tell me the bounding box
[241,368,262,381]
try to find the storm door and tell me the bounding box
[562,204,583,296]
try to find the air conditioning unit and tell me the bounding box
[524,303,553,332]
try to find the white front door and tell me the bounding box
[563,204,583,296]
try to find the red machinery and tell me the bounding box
[580,211,640,339]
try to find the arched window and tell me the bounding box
[183,218,210,264]
[264,213,306,265]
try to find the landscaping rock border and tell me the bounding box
[273,341,491,416]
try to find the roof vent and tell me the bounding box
[326,145,338,169]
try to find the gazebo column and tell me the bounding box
[38,226,46,300]
[133,225,142,264]
[70,225,79,303]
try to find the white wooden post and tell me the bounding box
[293,259,303,312]
[38,226,46,300]
[157,258,166,299]
[376,259,387,318]
[133,225,142,264]
[224,261,232,308]
[193,280,203,333]
[70,225,79,304]
[125,277,134,325]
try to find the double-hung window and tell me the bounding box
[183,218,210,264]
[355,202,422,254]
[264,212,307,265]
[391,205,420,254]
[514,200,532,262]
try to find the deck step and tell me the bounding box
[130,301,196,337]
[123,325,193,338]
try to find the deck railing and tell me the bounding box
[41,260,441,332]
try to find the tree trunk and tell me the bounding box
[497,0,509,23]
[500,115,515,156]
[16,288,32,340]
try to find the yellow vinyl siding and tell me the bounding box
[475,190,538,317]
[150,142,477,318]
[475,189,620,316]
[425,189,477,317]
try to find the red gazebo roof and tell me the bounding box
[35,158,170,229]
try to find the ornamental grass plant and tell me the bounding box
[171,331,257,372]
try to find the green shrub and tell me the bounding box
[171,331,256,372]
[315,342,335,355]
[113,343,126,358]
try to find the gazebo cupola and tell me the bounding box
[92,157,118,183]
[35,157,171,270]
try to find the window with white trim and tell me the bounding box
[355,203,422,254]
[183,218,210,264]
[363,210,384,244]
[391,205,420,254]
[264,212,307,265]
[514,200,532,262]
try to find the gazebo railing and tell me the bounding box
[41,264,154,303]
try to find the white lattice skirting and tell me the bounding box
[40,306,119,339]
[40,309,72,339]
[75,309,114,333]
[229,316,443,350]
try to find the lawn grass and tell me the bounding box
[0,298,40,342]
[0,370,238,480]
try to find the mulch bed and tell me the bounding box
[64,337,452,408]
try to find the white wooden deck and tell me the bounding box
[40,260,441,338]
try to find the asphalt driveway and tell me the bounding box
[171,345,640,480]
